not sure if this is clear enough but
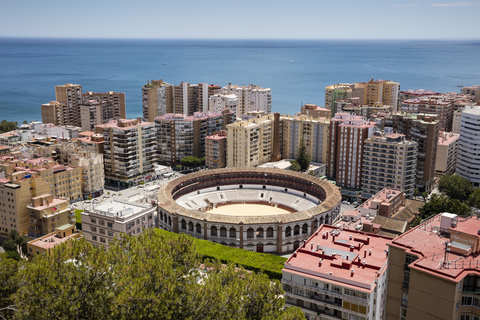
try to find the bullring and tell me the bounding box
[157,167,341,253]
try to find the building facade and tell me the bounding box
[386,212,480,320]
[435,131,460,177]
[82,90,126,120]
[54,83,83,127]
[327,113,377,189]
[299,103,331,119]
[281,114,329,164]
[457,108,480,187]
[226,113,280,168]
[282,225,392,320]
[221,83,272,116]
[205,131,227,169]
[81,201,155,248]
[142,79,173,122]
[96,118,157,188]
[385,113,440,192]
[362,132,417,199]
[155,109,234,165]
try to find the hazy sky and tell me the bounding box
[1,0,479,39]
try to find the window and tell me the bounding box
[90,218,96,224]
[400,307,407,320]
[92,235,97,241]
[91,226,97,232]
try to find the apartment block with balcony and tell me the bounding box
[26,194,74,238]
[54,83,83,127]
[82,90,126,120]
[435,131,460,177]
[362,132,417,199]
[281,114,329,164]
[386,212,480,320]
[457,107,480,187]
[96,118,157,188]
[41,101,64,126]
[81,200,155,248]
[142,79,173,122]
[399,96,454,131]
[327,113,377,190]
[205,131,227,169]
[299,103,331,119]
[282,225,392,320]
[155,109,234,166]
[220,83,271,116]
[227,113,279,168]
[208,93,238,117]
[385,113,439,192]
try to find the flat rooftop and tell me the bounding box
[284,225,392,292]
[86,201,149,218]
[391,213,480,281]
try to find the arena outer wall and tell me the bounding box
[156,167,341,253]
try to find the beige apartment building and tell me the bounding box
[155,109,234,165]
[81,201,155,248]
[142,79,173,122]
[400,96,454,131]
[299,103,331,118]
[281,114,329,164]
[28,141,105,199]
[362,132,417,199]
[96,118,156,188]
[385,113,440,192]
[41,101,63,125]
[386,212,480,320]
[205,131,227,169]
[0,156,78,238]
[54,83,83,127]
[82,90,126,119]
[435,131,459,177]
[325,80,400,116]
[27,224,81,258]
[227,113,280,168]
[26,194,74,238]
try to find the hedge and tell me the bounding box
[155,229,287,280]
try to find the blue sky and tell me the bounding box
[1,0,479,39]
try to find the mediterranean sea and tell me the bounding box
[0,38,479,123]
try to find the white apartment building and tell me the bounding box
[208,93,238,117]
[81,201,156,248]
[282,225,391,320]
[362,131,417,199]
[456,108,480,187]
[221,83,271,116]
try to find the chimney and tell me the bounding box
[318,259,322,267]
[369,249,372,256]
[351,269,355,277]
[364,249,367,258]
[367,236,370,245]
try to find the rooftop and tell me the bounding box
[284,225,392,292]
[391,213,480,281]
[84,200,150,219]
[438,131,460,146]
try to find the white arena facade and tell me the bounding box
[157,167,341,253]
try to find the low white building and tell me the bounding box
[81,201,156,248]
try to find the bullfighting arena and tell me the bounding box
[157,167,341,253]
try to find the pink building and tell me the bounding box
[282,224,392,319]
[327,113,377,190]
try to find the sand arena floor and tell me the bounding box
[205,203,291,216]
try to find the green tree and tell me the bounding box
[296,138,310,171]
[422,191,429,202]
[0,255,22,319]
[469,188,480,208]
[414,188,420,198]
[1,229,28,260]
[418,195,471,224]
[22,120,28,125]
[289,160,301,172]
[438,174,473,201]
[9,230,303,320]
[0,120,18,134]
[181,156,204,169]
